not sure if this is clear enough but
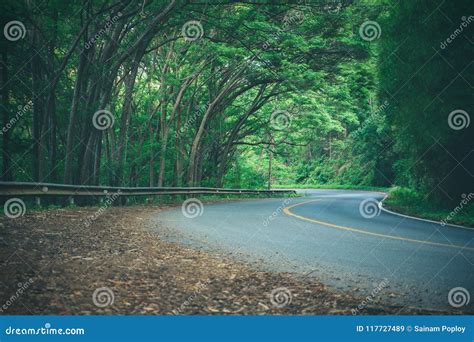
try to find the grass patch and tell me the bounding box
[273,183,390,192]
[383,187,474,228]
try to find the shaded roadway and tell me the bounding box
[153,189,474,311]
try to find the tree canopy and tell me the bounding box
[1,0,472,207]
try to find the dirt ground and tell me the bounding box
[0,204,451,315]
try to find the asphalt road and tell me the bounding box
[153,189,474,311]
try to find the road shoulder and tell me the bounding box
[0,206,449,315]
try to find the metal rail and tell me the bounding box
[0,182,296,197]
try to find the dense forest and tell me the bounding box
[0,0,472,207]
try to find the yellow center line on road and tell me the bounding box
[283,199,474,252]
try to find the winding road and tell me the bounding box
[153,189,474,310]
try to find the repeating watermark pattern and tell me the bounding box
[172,279,211,314]
[0,278,34,313]
[269,287,292,308]
[263,196,293,226]
[0,100,33,136]
[359,198,381,219]
[441,193,473,226]
[181,198,204,218]
[270,109,292,130]
[175,103,209,138]
[352,278,389,315]
[4,198,26,219]
[4,21,26,41]
[447,109,470,130]
[182,20,204,42]
[448,287,470,308]
[284,9,305,26]
[359,20,381,42]
[371,100,389,117]
[299,0,342,14]
[83,191,121,227]
[262,6,306,54]
[137,1,150,18]
[92,287,115,307]
[440,16,474,50]
[323,1,343,14]
[92,109,115,130]
[84,12,123,49]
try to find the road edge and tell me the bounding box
[292,188,473,230]
[379,194,474,230]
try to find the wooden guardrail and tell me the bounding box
[0,182,296,197]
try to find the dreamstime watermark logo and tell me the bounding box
[447,109,470,130]
[181,198,204,218]
[182,20,204,42]
[359,198,381,219]
[5,323,85,336]
[92,287,114,307]
[4,198,26,219]
[283,9,305,26]
[172,279,211,314]
[0,278,34,313]
[4,21,26,41]
[448,287,470,308]
[92,109,114,130]
[359,20,381,42]
[352,278,389,315]
[175,103,209,138]
[263,196,293,226]
[83,190,121,227]
[441,193,473,226]
[269,287,292,308]
[323,1,343,14]
[84,12,123,49]
[261,5,306,54]
[270,109,292,130]
[137,1,150,18]
[371,100,389,117]
[440,16,474,50]
[0,100,33,136]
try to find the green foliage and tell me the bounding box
[378,0,473,205]
[385,187,474,227]
[0,0,468,219]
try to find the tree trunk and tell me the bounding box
[148,122,155,186]
[157,76,193,186]
[64,48,88,183]
[30,28,44,182]
[173,108,182,187]
[187,66,247,185]
[268,137,274,190]
[1,48,11,181]
[215,86,267,187]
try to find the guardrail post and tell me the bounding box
[68,196,75,206]
[35,197,41,207]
